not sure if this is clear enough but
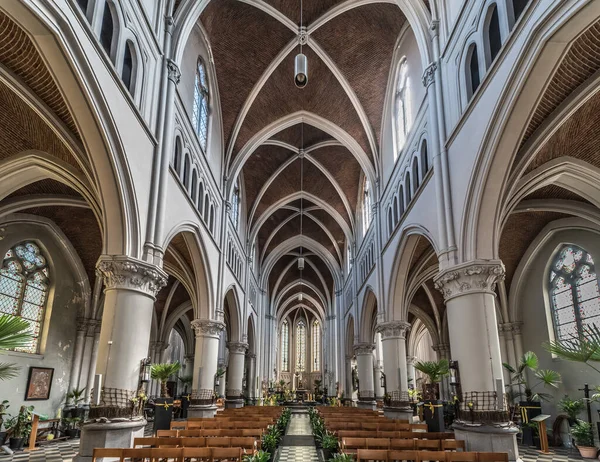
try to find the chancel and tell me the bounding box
[0,1,598,462]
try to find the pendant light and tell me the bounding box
[294,0,308,88]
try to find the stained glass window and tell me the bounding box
[231,181,240,228]
[281,321,289,372]
[296,320,306,372]
[362,178,372,236]
[0,242,49,353]
[394,59,411,160]
[192,58,209,152]
[550,245,600,342]
[312,321,320,372]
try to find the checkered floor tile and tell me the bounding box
[276,411,320,462]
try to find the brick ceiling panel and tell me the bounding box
[254,159,303,220]
[302,160,349,224]
[423,278,444,318]
[168,281,191,316]
[523,184,593,205]
[410,286,434,319]
[500,211,571,290]
[269,254,297,294]
[307,208,345,247]
[408,236,436,273]
[257,208,297,255]
[271,123,333,147]
[306,255,334,293]
[155,276,177,317]
[278,263,323,298]
[169,233,194,273]
[264,0,345,26]
[6,179,81,199]
[200,0,295,149]
[283,284,323,306]
[312,3,406,145]
[233,47,371,161]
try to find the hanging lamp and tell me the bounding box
[294,0,308,88]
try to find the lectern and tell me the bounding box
[530,414,551,453]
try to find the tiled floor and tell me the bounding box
[276,411,320,462]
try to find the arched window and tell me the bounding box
[549,245,600,342]
[387,208,393,236]
[412,157,420,191]
[486,4,502,65]
[512,0,529,22]
[313,321,321,371]
[231,181,240,228]
[174,137,182,175]
[193,58,210,152]
[0,242,50,354]
[183,155,190,188]
[393,196,399,224]
[281,320,289,371]
[209,205,215,232]
[99,2,115,59]
[362,178,372,236]
[394,59,411,159]
[405,173,412,203]
[399,185,405,215]
[420,140,429,174]
[198,183,205,213]
[122,41,137,94]
[191,170,198,201]
[296,320,306,372]
[467,44,481,98]
[204,196,210,222]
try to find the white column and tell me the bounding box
[377,321,411,399]
[84,327,101,404]
[247,353,257,403]
[373,363,384,399]
[94,256,167,404]
[69,320,88,391]
[216,360,226,398]
[354,343,376,408]
[226,342,248,407]
[406,356,417,387]
[184,354,195,376]
[345,356,353,400]
[190,319,224,397]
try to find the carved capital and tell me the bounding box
[184,354,195,362]
[246,352,256,359]
[228,342,249,354]
[376,321,411,340]
[434,260,505,302]
[191,319,225,338]
[353,342,375,356]
[499,322,522,335]
[422,62,437,87]
[326,314,337,321]
[76,317,99,332]
[406,355,418,365]
[167,58,181,84]
[96,255,168,298]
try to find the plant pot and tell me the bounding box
[577,445,597,459]
[423,399,445,433]
[9,437,25,450]
[153,397,174,433]
[322,448,333,461]
[0,431,6,445]
[519,401,541,446]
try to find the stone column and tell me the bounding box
[226,342,248,408]
[432,343,451,400]
[189,319,224,418]
[377,321,412,419]
[434,261,518,460]
[345,355,354,401]
[354,343,376,410]
[216,360,226,398]
[406,356,417,388]
[84,321,101,405]
[69,318,90,392]
[76,256,167,462]
[373,363,384,399]
[247,353,257,404]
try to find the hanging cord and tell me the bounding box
[300,0,303,54]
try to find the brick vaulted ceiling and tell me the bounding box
[199,1,407,316]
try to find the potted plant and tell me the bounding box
[558,395,585,426]
[0,314,33,381]
[329,454,354,462]
[261,425,281,461]
[150,361,181,432]
[243,450,271,462]
[65,387,86,418]
[572,420,596,458]
[177,375,193,418]
[414,359,449,432]
[503,351,561,445]
[321,431,339,462]
[6,405,34,450]
[62,416,81,439]
[0,400,9,445]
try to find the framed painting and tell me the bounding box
[25,367,54,401]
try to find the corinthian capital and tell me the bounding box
[228,342,249,354]
[433,260,505,302]
[353,342,375,356]
[376,321,411,340]
[96,255,168,298]
[191,319,225,338]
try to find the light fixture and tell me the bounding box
[298,257,305,270]
[449,360,460,386]
[139,358,152,384]
[294,0,307,88]
[298,293,303,301]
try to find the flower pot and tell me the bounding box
[322,448,333,461]
[153,397,174,433]
[519,401,541,446]
[423,399,445,433]
[577,445,597,459]
[0,431,6,445]
[9,437,25,450]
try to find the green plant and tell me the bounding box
[0,315,33,380]
[62,417,81,430]
[329,454,355,461]
[261,429,279,454]
[544,324,600,373]
[414,359,450,384]
[178,375,193,393]
[0,400,9,430]
[66,387,86,407]
[572,420,595,447]
[150,362,181,397]
[558,395,585,421]
[6,405,34,438]
[321,431,339,451]
[503,351,561,402]
[243,450,270,462]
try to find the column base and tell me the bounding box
[188,404,217,418]
[383,406,414,422]
[356,400,376,410]
[225,399,244,409]
[452,422,519,462]
[74,419,146,462]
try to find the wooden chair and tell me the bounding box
[179,430,203,437]
[150,448,183,462]
[170,421,188,430]
[157,430,178,437]
[241,429,262,438]
[388,450,418,462]
[357,449,389,461]
[366,438,390,450]
[476,453,508,462]
[211,447,243,461]
[122,448,153,462]
[343,437,367,454]
[445,453,477,461]
[395,423,411,431]
[181,448,212,462]
[208,437,231,448]
[390,439,415,450]
[415,440,441,451]
[230,437,256,451]
[378,423,396,431]
[180,437,207,447]
[187,421,204,429]
[411,424,428,432]
[92,448,123,462]
[202,420,219,429]
[417,451,446,462]
[134,437,181,448]
[442,440,465,452]
[377,431,396,438]
[219,430,239,437]
[203,430,223,437]
[363,423,379,431]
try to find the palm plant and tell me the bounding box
[414,359,450,383]
[0,315,33,380]
[150,362,181,397]
[544,324,600,373]
[503,351,561,402]
[67,387,86,407]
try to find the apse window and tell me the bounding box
[296,319,306,372]
[362,178,372,236]
[549,245,600,342]
[394,59,411,160]
[281,320,289,372]
[0,242,49,354]
[312,320,320,371]
[193,58,210,152]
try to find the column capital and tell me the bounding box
[376,321,411,339]
[406,355,418,365]
[434,260,505,302]
[184,354,195,362]
[228,342,249,354]
[422,62,437,87]
[499,322,522,334]
[353,342,375,356]
[191,319,225,338]
[246,352,256,359]
[96,255,168,298]
[431,343,450,357]
[326,314,337,321]
[151,340,168,352]
[76,317,100,332]
[167,58,181,84]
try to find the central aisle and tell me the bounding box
[276,409,320,461]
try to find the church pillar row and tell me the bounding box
[406,356,417,388]
[226,342,248,408]
[354,343,376,409]
[247,352,257,403]
[190,319,224,398]
[377,321,410,398]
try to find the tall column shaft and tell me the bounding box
[377,321,410,397]
[354,343,375,401]
[69,324,87,391]
[190,319,225,394]
[84,330,101,403]
[345,356,353,399]
[226,342,248,400]
[247,353,257,401]
[406,356,417,388]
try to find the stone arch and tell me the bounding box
[224,285,242,343]
[359,288,378,343]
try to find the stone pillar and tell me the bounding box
[69,318,90,392]
[406,356,417,388]
[76,256,167,462]
[345,355,353,400]
[354,343,376,410]
[184,354,195,375]
[189,319,224,418]
[216,360,226,398]
[377,321,412,419]
[247,353,257,404]
[226,342,248,408]
[373,363,384,400]
[84,322,101,404]
[434,261,518,460]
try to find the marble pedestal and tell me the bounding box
[383,406,414,422]
[453,422,519,462]
[74,419,146,462]
[225,398,244,409]
[187,404,217,418]
[356,400,376,410]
